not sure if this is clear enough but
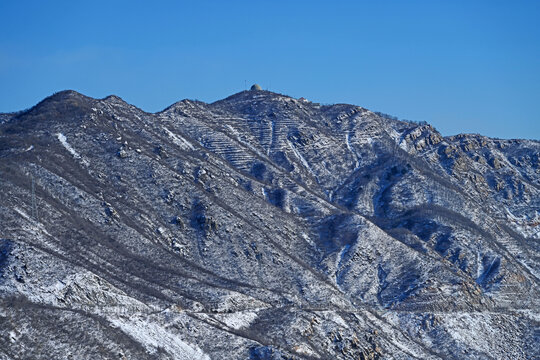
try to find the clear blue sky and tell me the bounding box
[1,0,539,139]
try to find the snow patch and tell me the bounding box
[217,311,258,329]
[110,317,210,359]
[9,331,17,343]
[13,207,51,236]
[14,207,31,221]
[56,133,88,165]
[323,311,350,329]
[292,343,317,356]
[287,139,316,177]
[225,124,238,135]
[443,313,499,354]
[301,232,316,247]
[56,133,81,159]
[163,127,195,150]
[345,132,353,152]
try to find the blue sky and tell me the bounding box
[1,0,539,139]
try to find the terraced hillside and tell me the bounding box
[0,89,538,359]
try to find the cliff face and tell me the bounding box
[0,89,538,359]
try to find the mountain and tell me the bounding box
[0,88,538,359]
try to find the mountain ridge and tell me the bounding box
[5,89,537,142]
[0,89,538,359]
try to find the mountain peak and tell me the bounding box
[100,94,130,105]
[3,90,95,130]
[33,89,92,108]
[1,87,539,359]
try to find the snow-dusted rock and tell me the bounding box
[0,89,538,359]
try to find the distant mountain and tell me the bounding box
[0,89,538,359]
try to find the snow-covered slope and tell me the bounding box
[0,89,538,359]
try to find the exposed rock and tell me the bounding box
[489,156,504,169]
[117,148,128,158]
